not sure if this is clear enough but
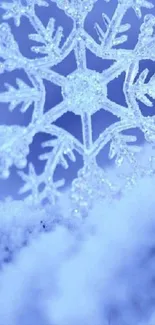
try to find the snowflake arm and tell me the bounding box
[0,79,39,112]
[0,0,49,26]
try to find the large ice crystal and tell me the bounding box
[0,0,155,219]
[1,2,155,324]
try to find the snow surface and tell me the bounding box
[0,144,155,325]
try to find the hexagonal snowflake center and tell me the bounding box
[62,69,107,115]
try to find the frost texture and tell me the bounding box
[0,0,155,218]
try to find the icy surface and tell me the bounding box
[0,168,155,325]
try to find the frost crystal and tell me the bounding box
[0,0,155,219]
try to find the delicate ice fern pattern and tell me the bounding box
[0,0,155,218]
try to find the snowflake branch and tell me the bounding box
[103,2,128,49]
[90,119,138,158]
[123,62,143,121]
[81,113,93,152]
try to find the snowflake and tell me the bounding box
[0,0,155,221]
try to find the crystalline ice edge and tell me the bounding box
[0,0,155,221]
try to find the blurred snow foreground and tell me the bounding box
[1,0,155,324]
[0,145,155,325]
